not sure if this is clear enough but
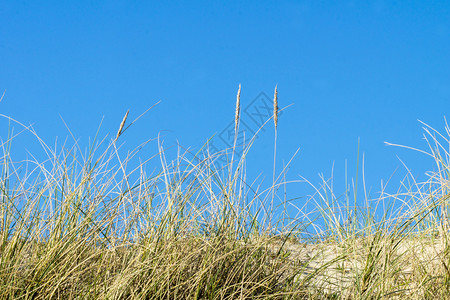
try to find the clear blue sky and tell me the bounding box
[1,1,449,214]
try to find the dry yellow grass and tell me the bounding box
[1,89,450,299]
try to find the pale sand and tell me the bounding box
[266,236,446,298]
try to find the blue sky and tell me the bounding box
[1,1,449,215]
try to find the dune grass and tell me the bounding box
[1,95,450,299]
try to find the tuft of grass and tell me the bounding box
[0,91,450,299]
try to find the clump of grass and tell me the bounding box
[0,91,450,299]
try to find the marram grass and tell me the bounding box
[1,94,450,299]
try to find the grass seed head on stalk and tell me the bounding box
[235,84,241,133]
[273,85,278,129]
[116,109,129,141]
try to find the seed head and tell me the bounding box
[235,84,241,133]
[273,85,278,129]
[116,110,129,141]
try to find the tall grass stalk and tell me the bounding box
[271,85,278,231]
